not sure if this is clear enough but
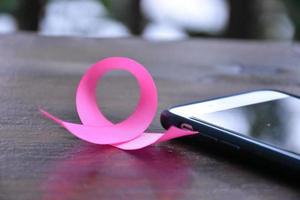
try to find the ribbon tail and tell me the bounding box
[114,126,197,150]
[40,109,139,144]
[40,109,197,150]
[40,109,97,143]
[40,109,64,126]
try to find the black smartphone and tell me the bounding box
[160,90,300,170]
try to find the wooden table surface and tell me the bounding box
[1,33,300,200]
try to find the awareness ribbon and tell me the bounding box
[41,57,197,150]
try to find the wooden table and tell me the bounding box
[1,33,300,200]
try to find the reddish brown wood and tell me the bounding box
[0,33,300,200]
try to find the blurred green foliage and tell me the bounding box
[284,0,300,39]
[0,0,17,12]
[99,0,112,10]
[0,0,300,40]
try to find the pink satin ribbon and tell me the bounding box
[41,57,197,150]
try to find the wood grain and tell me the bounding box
[0,33,300,200]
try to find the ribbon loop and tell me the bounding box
[41,57,196,150]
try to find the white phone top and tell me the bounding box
[170,90,288,118]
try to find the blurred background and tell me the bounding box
[0,0,300,41]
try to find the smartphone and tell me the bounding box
[160,90,300,170]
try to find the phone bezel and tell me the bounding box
[169,90,288,117]
[161,89,300,169]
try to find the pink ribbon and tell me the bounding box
[41,57,196,150]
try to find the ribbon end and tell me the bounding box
[39,108,63,125]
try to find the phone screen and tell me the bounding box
[194,96,300,155]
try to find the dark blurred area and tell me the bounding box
[0,0,300,41]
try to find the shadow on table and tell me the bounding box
[172,135,300,187]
